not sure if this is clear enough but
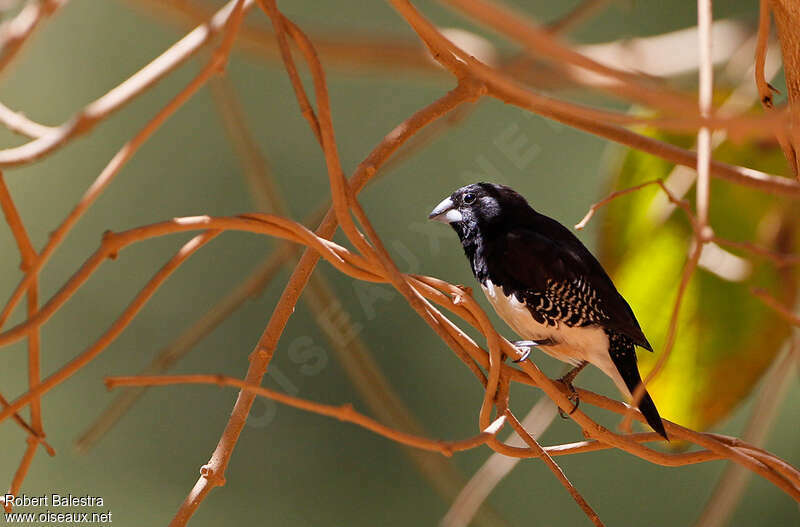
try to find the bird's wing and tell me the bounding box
[489,226,652,350]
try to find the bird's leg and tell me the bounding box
[557,361,588,418]
[511,339,554,363]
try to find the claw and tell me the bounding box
[557,384,580,418]
[510,339,554,363]
[556,361,587,418]
[512,346,531,363]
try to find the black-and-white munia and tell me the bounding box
[428,182,667,439]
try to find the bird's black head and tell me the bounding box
[428,182,532,241]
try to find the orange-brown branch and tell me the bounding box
[106,374,507,456]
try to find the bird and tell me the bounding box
[428,182,668,439]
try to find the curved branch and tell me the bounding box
[106,374,507,456]
[0,0,256,167]
[165,80,478,526]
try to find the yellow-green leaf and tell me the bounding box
[597,130,797,431]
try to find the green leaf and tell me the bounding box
[597,130,797,432]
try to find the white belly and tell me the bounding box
[481,279,628,395]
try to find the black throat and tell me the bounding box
[451,215,509,287]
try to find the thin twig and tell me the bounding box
[106,374,507,456]
[696,0,713,229]
[0,101,55,138]
[756,0,776,108]
[769,0,800,179]
[0,0,249,333]
[0,0,69,75]
[257,4,322,145]
[415,277,800,498]
[505,410,605,527]
[711,235,800,267]
[623,0,715,428]
[388,0,800,197]
[125,0,437,74]
[0,0,256,168]
[442,397,558,527]
[545,0,613,34]
[1,202,791,498]
[754,0,797,177]
[0,214,390,350]
[5,439,37,512]
[165,80,478,527]
[693,340,798,527]
[0,392,53,455]
[206,75,509,527]
[623,244,703,432]
[752,288,800,326]
[129,0,757,83]
[73,238,298,453]
[439,0,696,114]
[0,231,220,424]
[1,0,798,521]
[0,172,48,507]
[574,178,694,230]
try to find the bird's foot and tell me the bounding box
[556,361,588,418]
[511,339,554,363]
[557,386,580,418]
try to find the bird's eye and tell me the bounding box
[463,192,476,204]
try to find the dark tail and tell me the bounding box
[606,331,668,440]
[636,387,668,440]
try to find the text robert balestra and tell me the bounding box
[3,494,104,507]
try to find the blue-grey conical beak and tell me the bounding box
[428,197,463,223]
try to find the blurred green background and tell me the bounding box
[0,0,797,525]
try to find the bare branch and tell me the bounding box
[545,0,613,34]
[753,288,800,326]
[756,0,776,108]
[0,0,250,333]
[1,0,798,521]
[0,0,69,75]
[165,79,478,527]
[694,340,799,527]
[0,171,47,506]
[574,178,695,231]
[442,397,558,527]
[106,374,507,456]
[0,101,55,139]
[505,409,605,527]
[0,0,256,167]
